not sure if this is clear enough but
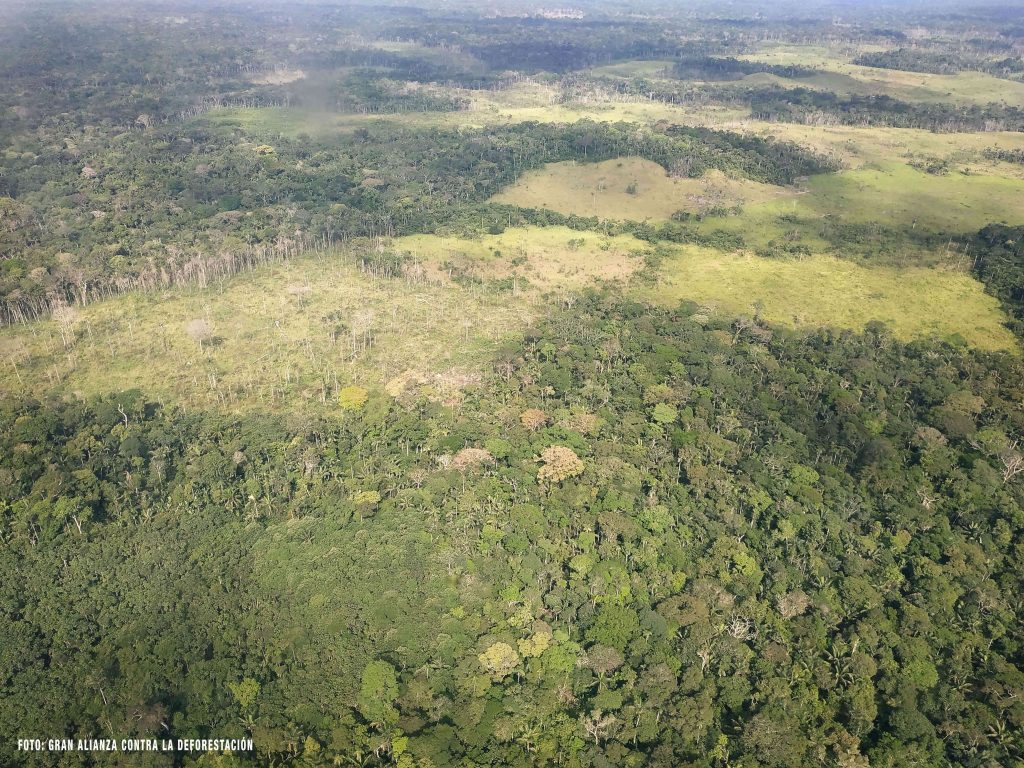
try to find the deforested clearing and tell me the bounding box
[490,157,797,220]
[645,245,1019,350]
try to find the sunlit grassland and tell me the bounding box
[641,245,1018,351]
[2,223,1016,417]
[203,107,341,136]
[199,80,744,137]
[490,157,796,220]
[392,225,652,288]
[691,161,1024,256]
[0,228,650,412]
[735,45,1024,107]
[737,69,1024,108]
[467,81,746,124]
[200,101,741,137]
[794,163,1024,230]
[485,151,1024,261]
[0,253,535,413]
[466,100,744,127]
[720,121,1024,174]
[589,60,676,77]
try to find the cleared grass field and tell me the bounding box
[736,45,1024,107]
[722,121,1024,174]
[0,254,534,412]
[490,157,796,220]
[0,229,648,412]
[691,161,1024,259]
[589,60,676,77]
[392,225,652,288]
[201,101,741,138]
[199,80,744,137]
[796,163,1024,230]
[741,68,1024,108]
[3,223,1014,418]
[643,245,1018,351]
[486,151,1024,262]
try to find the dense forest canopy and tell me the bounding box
[1,0,1024,766]
[4,297,1024,767]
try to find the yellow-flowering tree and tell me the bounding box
[339,385,369,411]
[537,446,584,484]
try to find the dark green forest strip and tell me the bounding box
[973,224,1024,335]
[853,48,1024,79]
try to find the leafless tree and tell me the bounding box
[727,614,755,641]
[51,303,79,349]
[186,318,214,352]
[1000,444,1024,484]
[581,710,616,744]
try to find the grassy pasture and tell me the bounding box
[691,161,1024,258]
[3,222,1015,419]
[392,225,652,288]
[722,121,1024,173]
[796,163,1024,230]
[199,79,744,138]
[736,45,1024,107]
[485,148,1024,261]
[468,99,743,127]
[741,68,1024,108]
[200,101,740,138]
[643,246,1018,351]
[0,254,534,413]
[490,157,796,220]
[0,228,648,412]
[589,60,676,77]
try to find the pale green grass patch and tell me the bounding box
[0,228,653,411]
[589,60,676,78]
[472,100,745,127]
[737,45,1024,107]
[487,153,1024,259]
[643,246,1018,351]
[201,107,347,137]
[696,162,1024,240]
[199,80,745,138]
[0,253,535,412]
[797,163,1024,230]
[393,225,652,289]
[721,121,1024,171]
[681,161,1024,262]
[490,157,796,221]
